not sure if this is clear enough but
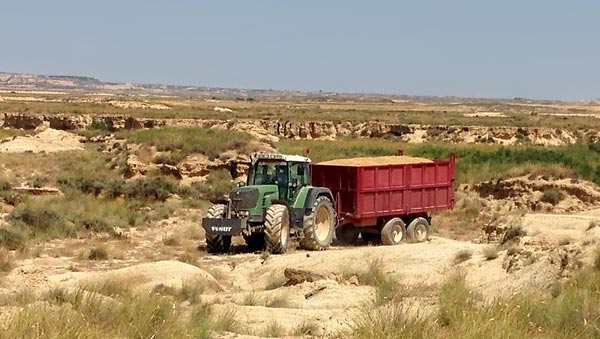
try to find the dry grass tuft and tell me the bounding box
[453,249,473,265]
[482,246,500,260]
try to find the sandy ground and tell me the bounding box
[0,129,84,153]
[1,207,599,337]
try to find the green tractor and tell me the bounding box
[201,152,337,254]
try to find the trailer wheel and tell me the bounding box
[407,217,430,243]
[264,204,290,254]
[301,196,336,250]
[205,204,232,254]
[335,224,359,245]
[380,218,406,245]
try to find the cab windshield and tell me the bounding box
[248,160,288,186]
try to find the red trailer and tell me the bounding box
[310,152,455,245]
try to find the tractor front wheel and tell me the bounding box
[301,196,336,250]
[264,204,290,254]
[205,204,232,254]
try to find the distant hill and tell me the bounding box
[0,72,338,100]
[0,71,564,104]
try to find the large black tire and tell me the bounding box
[381,218,406,245]
[300,196,336,250]
[243,232,265,251]
[335,224,359,245]
[205,204,232,254]
[264,204,290,254]
[406,217,430,243]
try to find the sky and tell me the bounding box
[0,1,599,100]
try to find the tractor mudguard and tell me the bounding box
[303,188,335,210]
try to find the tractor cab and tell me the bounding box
[247,153,311,203]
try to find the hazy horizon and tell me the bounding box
[1,1,599,101]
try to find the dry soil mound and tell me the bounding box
[87,260,226,292]
[0,128,84,153]
[317,155,433,166]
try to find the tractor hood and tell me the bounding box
[230,185,279,213]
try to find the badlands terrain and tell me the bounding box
[1,83,600,338]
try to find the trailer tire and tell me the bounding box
[301,196,336,250]
[407,217,430,243]
[380,218,406,245]
[335,224,359,245]
[264,204,290,254]
[205,204,232,254]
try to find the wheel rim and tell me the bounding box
[281,211,289,246]
[315,205,331,241]
[415,223,427,242]
[392,223,404,243]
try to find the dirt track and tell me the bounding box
[2,208,599,337]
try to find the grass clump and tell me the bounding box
[0,226,27,250]
[0,248,14,272]
[346,258,404,305]
[453,249,473,265]
[88,246,108,261]
[501,225,526,245]
[293,320,320,336]
[541,188,565,205]
[263,321,284,338]
[594,247,600,271]
[352,303,431,339]
[482,246,500,260]
[162,234,180,246]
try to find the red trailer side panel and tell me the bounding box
[311,154,455,226]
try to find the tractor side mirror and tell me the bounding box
[297,166,305,176]
[229,162,238,179]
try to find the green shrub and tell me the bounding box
[9,206,65,233]
[129,127,255,160]
[78,217,112,233]
[102,178,126,199]
[0,226,27,250]
[192,169,234,201]
[541,189,565,205]
[88,120,109,131]
[125,177,176,201]
[0,179,12,191]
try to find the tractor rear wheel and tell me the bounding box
[264,204,290,254]
[335,224,359,245]
[301,196,336,250]
[381,218,406,245]
[407,217,430,243]
[205,204,232,254]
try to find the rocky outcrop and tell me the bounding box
[2,112,596,146]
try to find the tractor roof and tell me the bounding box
[251,152,311,163]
